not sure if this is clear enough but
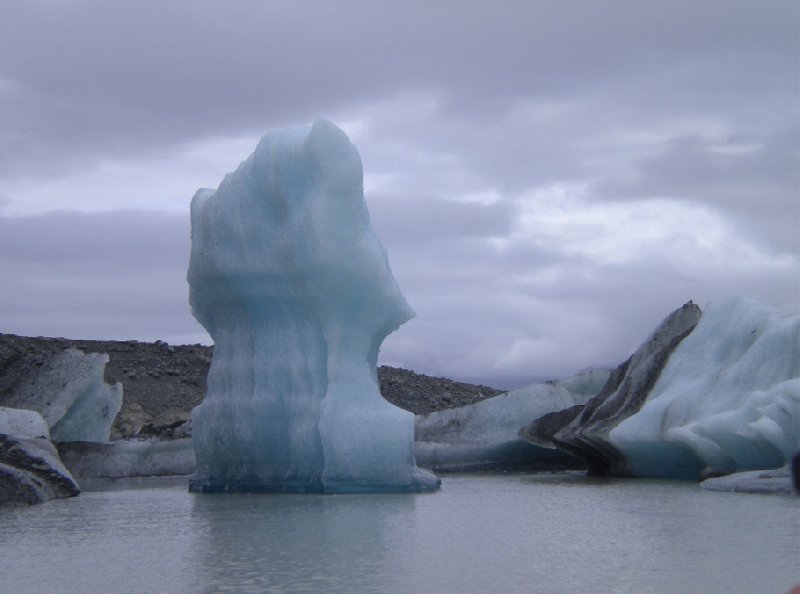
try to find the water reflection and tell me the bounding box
[188,491,417,593]
[1,475,796,593]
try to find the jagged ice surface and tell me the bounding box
[187,119,438,493]
[610,298,800,478]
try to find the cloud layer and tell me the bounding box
[1,1,797,388]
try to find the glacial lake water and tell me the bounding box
[1,473,798,594]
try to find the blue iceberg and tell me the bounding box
[187,119,439,493]
[524,298,799,480]
[610,297,800,479]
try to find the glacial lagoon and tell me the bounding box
[1,473,798,594]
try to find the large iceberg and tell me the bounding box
[524,298,799,480]
[187,119,439,493]
[610,298,799,479]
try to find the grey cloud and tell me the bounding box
[0,210,203,343]
[594,127,800,253]
[1,191,797,389]
[0,210,189,268]
[0,2,797,387]
[1,1,796,177]
[367,194,514,246]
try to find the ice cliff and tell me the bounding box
[187,119,439,493]
[524,298,799,480]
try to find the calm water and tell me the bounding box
[1,473,797,594]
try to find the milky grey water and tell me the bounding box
[1,473,797,594]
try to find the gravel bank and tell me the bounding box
[0,333,503,422]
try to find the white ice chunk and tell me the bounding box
[0,406,51,440]
[611,297,800,478]
[187,119,438,493]
[701,465,794,495]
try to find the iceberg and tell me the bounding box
[522,301,703,475]
[700,465,795,495]
[415,370,610,471]
[187,119,439,493]
[0,348,122,443]
[610,298,800,479]
[0,406,80,506]
[522,298,799,481]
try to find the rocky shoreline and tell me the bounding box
[0,332,503,440]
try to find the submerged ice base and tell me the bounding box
[187,119,438,493]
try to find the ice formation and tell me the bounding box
[521,298,798,481]
[522,301,703,475]
[610,298,799,479]
[0,348,123,443]
[187,119,439,493]
[700,466,795,495]
[415,370,609,471]
[0,406,80,506]
[57,439,195,479]
[0,406,50,440]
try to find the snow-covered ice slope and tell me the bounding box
[187,119,438,493]
[610,298,800,478]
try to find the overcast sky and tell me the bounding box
[1,1,798,388]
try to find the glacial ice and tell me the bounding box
[187,119,439,493]
[610,298,800,479]
[0,406,51,440]
[0,348,122,443]
[520,301,703,476]
[415,369,609,471]
[57,438,195,479]
[0,406,80,505]
[700,465,795,495]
